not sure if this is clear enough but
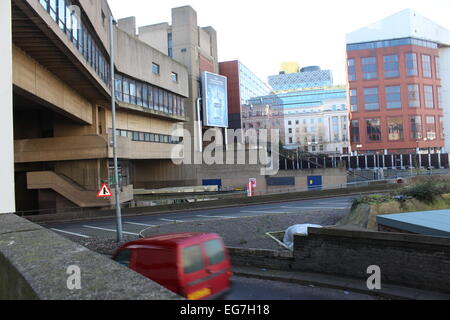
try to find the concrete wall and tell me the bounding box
[293,228,450,293]
[0,214,180,300]
[0,0,15,214]
[115,27,188,98]
[138,23,170,55]
[12,46,93,124]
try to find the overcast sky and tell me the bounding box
[107,0,450,86]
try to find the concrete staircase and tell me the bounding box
[27,171,133,208]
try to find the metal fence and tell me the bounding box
[279,153,450,171]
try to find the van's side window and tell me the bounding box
[114,249,132,267]
[204,240,226,265]
[183,245,204,274]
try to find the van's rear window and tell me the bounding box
[183,245,205,274]
[204,240,225,265]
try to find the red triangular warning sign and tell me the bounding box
[97,183,113,198]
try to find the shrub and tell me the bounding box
[398,178,450,203]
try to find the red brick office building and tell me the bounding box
[346,9,450,155]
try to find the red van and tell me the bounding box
[112,233,232,300]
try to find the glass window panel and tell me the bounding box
[386,86,402,109]
[351,120,360,143]
[407,84,420,108]
[426,116,436,140]
[422,55,432,78]
[410,116,423,140]
[366,119,381,142]
[406,53,418,76]
[424,85,434,109]
[384,55,399,78]
[364,88,379,111]
[362,57,377,80]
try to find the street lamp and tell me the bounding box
[109,16,123,243]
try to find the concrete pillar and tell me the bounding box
[0,0,15,214]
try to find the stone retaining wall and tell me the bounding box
[0,214,181,300]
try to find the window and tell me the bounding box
[288,128,293,134]
[405,53,418,76]
[407,84,420,108]
[426,116,436,140]
[142,85,148,108]
[332,117,339,142]
[348,59,356,81]
[171,72,178,83]
[129,80,136,105]
[152,63,160,75]
[437,87,443,109]
[115,75,123,101]
[122,78,130,103]
[440,116,445,140]
[364,88,379,110]
[435,56,440,79]
[424,85,434,109]
[385,86,402,109]
[351,120,360,143]
[410,116,423,140]
[362,57,377,80]
[136,82,142,106]
[350,89,358,112]
[387,117,404,141]
[204,240,226,265]
[384,55,399,78]
[113,250,131,267]
[366,119,381,142]
[168,32,173,57]
[289,137,293,144]
[422,55,432,78]
[183,245,204,274]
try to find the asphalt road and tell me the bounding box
[47,195,355,240]
[226,276,376,300]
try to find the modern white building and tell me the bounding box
[246,86,351,155]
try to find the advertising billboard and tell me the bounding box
[202,71,228,128]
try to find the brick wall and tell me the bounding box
[293,228,450,293]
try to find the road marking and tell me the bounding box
[240,211,288,214]
[125,222,156,227]
[83,225,139,236]
[196,215,236,219]
[281,206,349,210]
[51,228,90,239]
[160,218,184,223]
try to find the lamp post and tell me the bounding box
[110,16,123,243]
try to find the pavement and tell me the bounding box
[233,266,450,300]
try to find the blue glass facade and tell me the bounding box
[268,69,333,91]
[249,88,348,111]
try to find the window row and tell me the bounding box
[113,129,182,144]
[348,53,440,81]
[347,37,438,52]
[350,85,443,112]
[39,0,110,85]
[351,116,444,143]
[114,74,186,117]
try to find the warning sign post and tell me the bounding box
[97,183,113,198]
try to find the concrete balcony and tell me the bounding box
[15,135,109,163]
[27,171,133,208]
[111,136,183,160]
